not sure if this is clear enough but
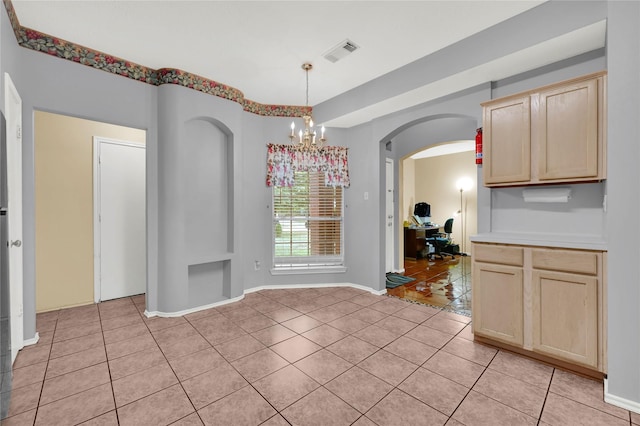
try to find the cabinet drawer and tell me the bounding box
[473,244,524,266]
[532,248,599,275]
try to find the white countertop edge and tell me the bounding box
[470,233,607,251]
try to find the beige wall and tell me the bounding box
[35,111,146,312]
[403,150,478,255]
[401,158,416,226]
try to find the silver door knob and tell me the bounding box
[10,240,21,247]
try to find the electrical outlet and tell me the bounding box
[254,260,261,270]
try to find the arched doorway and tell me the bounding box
[382,114,478,316]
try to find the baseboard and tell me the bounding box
[23,332,40,347]
[146,282,385,317]
[145,294,245,318]
[604,378,640,414]
[246,282,386,296]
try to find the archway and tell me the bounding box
[381,113,478,315]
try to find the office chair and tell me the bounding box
[426,218,456,260]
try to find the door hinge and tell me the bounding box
[16,125,21,140]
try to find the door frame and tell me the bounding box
[385,158,395,272]
[92,136,146,303]
[5,72,23,363]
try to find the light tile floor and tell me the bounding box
[2,287,636,425]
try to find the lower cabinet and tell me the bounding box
[532,270,598,368]
[472,243,606,372]
[473,260,524,347]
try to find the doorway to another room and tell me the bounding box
[93,137,146,302]
[391,140,477,316]
[34,111,147,312]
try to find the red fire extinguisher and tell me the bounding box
[475,127,483,165]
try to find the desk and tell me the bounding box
[404,226,440,259]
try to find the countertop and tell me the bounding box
[470,232,607,251]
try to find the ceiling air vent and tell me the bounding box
[323,39,359,63]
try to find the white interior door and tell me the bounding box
[5,73,23,364]
[385,159,395,273]
[94,138,146,302]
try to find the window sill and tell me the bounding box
[270,266,347,275]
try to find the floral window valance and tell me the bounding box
[266,143,350,188]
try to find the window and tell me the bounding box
[272,171,344,272]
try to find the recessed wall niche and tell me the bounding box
[183,118,233,261]
[187,260,230,306]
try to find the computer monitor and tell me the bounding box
[413,202,431,226]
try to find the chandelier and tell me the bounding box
[289,63,326,149]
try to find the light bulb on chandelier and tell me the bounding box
[289,63,326,149]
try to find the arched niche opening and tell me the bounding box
[182,117,234,259]
[182,117,234,305]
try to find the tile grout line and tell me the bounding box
[34,288,453,423]
[183,304,290,424]
[269,296,448,423]
[98,297,122,425]
[138,299,208,425]
[17,282,625,425]
[32,309,59,425]
[537,368,556,425]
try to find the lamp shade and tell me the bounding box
[456,177,473,192]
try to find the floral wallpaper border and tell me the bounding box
[2,0,311,118]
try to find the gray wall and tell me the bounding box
[156,84,243,313]
[13,41,158,332]
[2,0,640,410]
[606,0,640,407]
[240,114,356,289]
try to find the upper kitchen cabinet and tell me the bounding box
[482,71,607,187]
[483,95,531,185]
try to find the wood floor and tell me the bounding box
[387,255,471,316]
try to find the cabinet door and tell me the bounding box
[472,262,524,346]
[536,78,599,180]
[532,270,598,368]
[483,96,531,185]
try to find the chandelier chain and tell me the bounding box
[305,67,309,107]
[288,63,326,149]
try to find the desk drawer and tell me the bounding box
[532,248,599,275]
[473,243,524,266]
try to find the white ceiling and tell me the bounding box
[11,1,606,127]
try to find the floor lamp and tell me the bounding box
[456,177,473,257]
